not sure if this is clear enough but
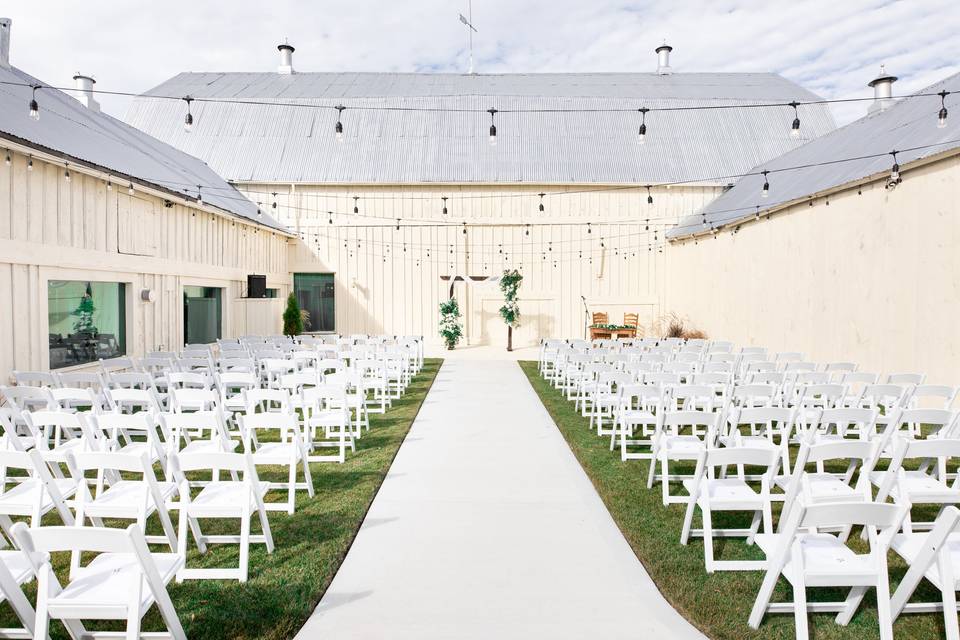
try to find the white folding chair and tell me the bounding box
[749,500,907,640]
[680,446,778,572]
[12,522,186,640]
[0,448,76,542]
[169,451,274,582]
[648,409,721,505]
[0,542,40,638]
[890,506,960,639]
[238,412,314,514]
[302,385,354,463]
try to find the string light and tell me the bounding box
[106,179,112,191]
[128,182,134,195]
[328,211,333,224]
[587,222,591,234]
[462,222,467,235]
[183,97,194,132]
[335,105,345,141]
[789,101,800,139]
[396,219,400,231]
[525,224,530,236]
[27,157,33,171]
[353,196,359,214]
[64,163,70,182]
[442,196,448,215]
[538,193,545,212]
[755,206,760,221]
[487,108,498,146]
[887,150,902,189]
[939,91,949,128]
[271,192,278,209]
[4,150,9,166]
[646,185,653,205]
[197,185,203,204]
[761,170,770,198]
[638,107,649,144]
[28,85,39,121]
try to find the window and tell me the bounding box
[265,288,278,299]
[183,286,223,345]
[48,281,126,369]
[294,273,335,332]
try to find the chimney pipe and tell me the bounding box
[72,74,100,112]
[0,17,11,69]
[278,42,295,75]
[867,65,897,115]
[656,44,673,75]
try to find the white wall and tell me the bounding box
[239,183,723,346]
[667,153,960,384]
[0,147,291,382]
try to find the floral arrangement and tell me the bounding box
[498,269,523,327]
[438,297,463,349]
[591,323,636,330]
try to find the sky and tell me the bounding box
[2,0,958,125]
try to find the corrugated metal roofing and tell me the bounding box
[669,72,960,238]
[124,71,836,184]
[0,65,286,231]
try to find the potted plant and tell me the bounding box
[438,297,463,350]
[282,292,304,337]
[498,269,523,351]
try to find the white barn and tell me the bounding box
[126,43,835,348]
[0,19,290,383]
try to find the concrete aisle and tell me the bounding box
[295,359,706,640]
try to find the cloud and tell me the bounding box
[2,0,957,125]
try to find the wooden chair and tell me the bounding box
[592,312,609,326]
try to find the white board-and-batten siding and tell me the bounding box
[240,183,724,347]
[0,148,291,382]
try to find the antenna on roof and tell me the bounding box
[458,0,478,74]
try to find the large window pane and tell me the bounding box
[184,286,223,345]
[48,281,126,369]
[294,273,335,332]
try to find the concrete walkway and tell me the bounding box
[295,359,706,640]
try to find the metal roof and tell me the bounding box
[0,65,286,231]
[669,72,960,238]
[125,71,836,185]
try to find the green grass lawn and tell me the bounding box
[1,358,440,640]
[518,360,946,640]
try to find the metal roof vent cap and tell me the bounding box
[867,65,897,114]
[0,17,11,69]
[656,43,673,75]
[72,73,100,112]
[278,41,295,74]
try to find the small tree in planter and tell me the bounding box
[438,297,463,350]
[282,293,304,337]
[498,269,523,351]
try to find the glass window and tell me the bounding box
[294,274,335,332]
[48,281,126,369]
[183,286,223,345]
[265,288,278,299]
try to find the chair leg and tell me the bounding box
[287,463,297,515]
[793,578,809,640]
[940,550,960,640]
[836,586,868,625]
[702,507,715,573]
[239,510,251,583]
[661,457,670,506]
[875,576,894,640]
[680,498,696,545]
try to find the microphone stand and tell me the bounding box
[581,295,589,340]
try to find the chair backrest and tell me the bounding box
[800,407,877,441]
[701,362,733,374]
[623,312,639,328]
[106,371,156,391]
[170,451,264,496]
[886,372,926,386]
[726,406,796,441]
[645,372,681,386]
[218,357,257,373]
[795,383,846,409]
[49,387,103,413]
[56,372,105,392]
[104,387,162,414]
[783,361,817,373]
[12,370,58,387]
[858,384,908,410]
[22,409,101,449]
[167,371,211,390]
[242,388,291,414]
[824,361,858,373]
[159,410,231,451]
[238,412,301,446]
[592,311,609,325]
[169,388,219,413]
[730,383,777,407]
[93,412,164,452]
[774,352,803,363]
[908,384,958,409]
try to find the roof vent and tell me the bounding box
[278,41,295,75]
[656,43,673,75]
[867,65,897,114]
[0,17,11,69]
[72,74,100,112]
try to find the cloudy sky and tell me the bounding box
[3,0,958,124]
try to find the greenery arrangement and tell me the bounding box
[498,269,523,351]
[71,284,98,335]
[282,293,304,336]
[438,297,463,350]
[590,323,635,330]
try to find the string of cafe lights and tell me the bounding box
[1,78,952,143]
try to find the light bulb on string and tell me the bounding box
[887,150,902,189]
[525,225,530,237]
[64,163,70,182]
[106,179,112,191]
[29,85,40,121]
[487,108,498,146]
[789,101,800,139]
[442,196,448,215]
[196,185,202,204]
[587,222,591,234]
[182,97,194,132]
[938,91,949,128]
[396,219,401,231]
[27,157,33,171]
[4,150,9,166]
[128,183,135,195]
[637,107,649,144]
[353,196,359,214]
[335,105,345,141]
[761,170,770,198]
[271,192,278,209]
[462,222,467,235]
[538,193,545,212]
[646,185,653,205]
[328,211,333,224]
